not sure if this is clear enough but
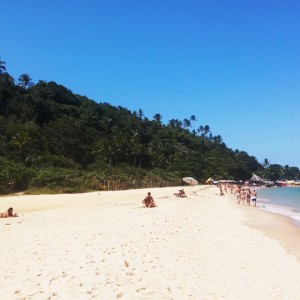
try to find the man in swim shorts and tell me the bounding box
[142,192,156,208]
[251,190,257,207]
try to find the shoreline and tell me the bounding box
[227,191,300,261]
[257,186,300,230]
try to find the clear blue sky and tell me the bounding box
[2,0,300,167]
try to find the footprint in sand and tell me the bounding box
[61,271,67,277]
[126,272,134,276]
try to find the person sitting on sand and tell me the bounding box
[178,189,187,197]
[0,207,18,218]
[142,192,156,208]
[174,189,187,197]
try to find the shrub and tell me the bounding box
[0,158,31,194]
[29,167,88,193]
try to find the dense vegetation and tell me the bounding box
[0,58,299,194]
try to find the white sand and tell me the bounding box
[1,186,300,300]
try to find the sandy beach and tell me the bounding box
[1,185,300,300]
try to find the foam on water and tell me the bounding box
[257,187,300,227]
[258,203,300,222]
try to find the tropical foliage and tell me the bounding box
[0,58,299,193]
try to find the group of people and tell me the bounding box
[2,185,256,214]
[142,188,187,208]
[235,186,257,206]
[1,190,181,215]
[219,183,257,207]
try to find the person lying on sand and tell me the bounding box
[142,192,157,208]
[0,207,18,218]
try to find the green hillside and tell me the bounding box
[0,58,299,194]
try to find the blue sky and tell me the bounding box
[2,0,300,167]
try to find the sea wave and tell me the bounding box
[257,203,300,224]
[258,197,271,203]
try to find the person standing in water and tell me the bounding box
[251,190,257,207]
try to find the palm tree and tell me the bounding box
[168,118,182,129]
[203,125,211,136]
[263,158,270,179]
[263,158,270,168]
[190,115,197,133]
[183,118,191,129]
[213,135,223,144]
[137,109,144,120]
[18,74,34,89]
[197,125,204,136]
[153,113,162,123]
[190,114,197,122]
[0,58,6,74]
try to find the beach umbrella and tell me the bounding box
[205,177,214,184]
[182,177,198,186]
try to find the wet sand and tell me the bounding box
[232,197,300,260]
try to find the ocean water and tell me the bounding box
[257,187,300,227]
